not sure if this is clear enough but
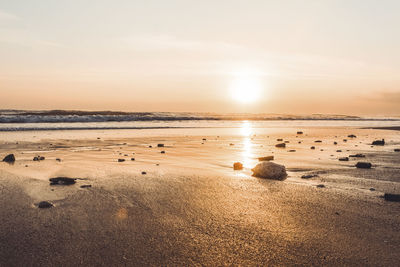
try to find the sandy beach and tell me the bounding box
[0,125,399,266]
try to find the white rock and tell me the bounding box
[251,162,287,180]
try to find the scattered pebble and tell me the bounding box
[233,162,243,170]
[355,162,372,169]
[38,201,53,209]
[301,174,318,179]
[310,146,315,150]
[258,156,274,161]
[2,154,15,163]
[339,157,349,161]
[275,143,286,148]
[157,144,164,147]
[141,171,147,175]
[49,177,76,185]
[118,159,125,162]
[384,193,400,202]
[80,185,92,188]
[372,139,385,146]
[316,184,325,188]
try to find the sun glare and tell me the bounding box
[230,70,263,104]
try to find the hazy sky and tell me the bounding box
[0,0,399,115]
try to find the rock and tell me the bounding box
[301,174,318,179]
[38,201,53,209]
[118,159,125,162]
[202,138,207,141]
[131,158,135,161]
[275,143,286,148]
[160,151,165,154]
[80,185,92,188]
[394,149,400,152]
[348,134,357,138]
[336,150,342,152]
[310,146,315,150]
[384,193,400,202]
[316,184,325,188]
[298,141,302,144]
[349,154,365,158]
[369,188,375,191]
[157,144,164,147]
[372,139,385,146]
[355,162,372,169]
[124,154,128,156]
[233,162,243,170]
[229,143,235,146]
[49,177,76,185]
[314,140,322,143]
[277,138,283,141]
[33,156,45,161]
[251,162,287,180]
[288,150,296,152]
[2,154,15,163]
[149,145,153,148]
[56,158,61,162]
[297,131,303,134]
[141,171,147,175]
[343,139,347,142]
[333,142,338,145]
[258,156,274,161]
[339,157,349,161]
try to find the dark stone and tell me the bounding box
[277,138,283,141]
[288,150,296,152]
[2,154,15,163]
[334,142,338,145]
[339,157,349,161]
[80,185,92,188]
[310,146,315,150]
[384,193,400,202]
[372,139,385,146]
[301,174,318,179]
[348,134,357,138]
[297,131,303,134]
[233,162,243,170]
[258,156,274,161]
[160,151,165,154]
[141,171,147,175]
[394,149,400,152]
[275,143,286,148]
[284,141,290,143]
[118,159,125,162]
[39,156,45,161]
[343,139,347,142]
[336,150,342,152]
[349,154,365,158]
[355,162,372,169]
[149,145,152,148]
[38,201,53,209]
[314,140,322,143]
[229,143,234,146]
[202,138,207,141]
[56,158,61,162]
[49,177,76,185]
[316,184,325,188]
[157,144,164,147]
[369,188,375,191]
[131,158,135,161]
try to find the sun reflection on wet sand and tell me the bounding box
[239,121,255,169]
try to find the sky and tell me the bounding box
[0,0,399,115]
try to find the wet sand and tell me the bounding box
[0,126,400,265]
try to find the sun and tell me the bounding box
[230,71,263,104]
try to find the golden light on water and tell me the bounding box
[240,121,254,168]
